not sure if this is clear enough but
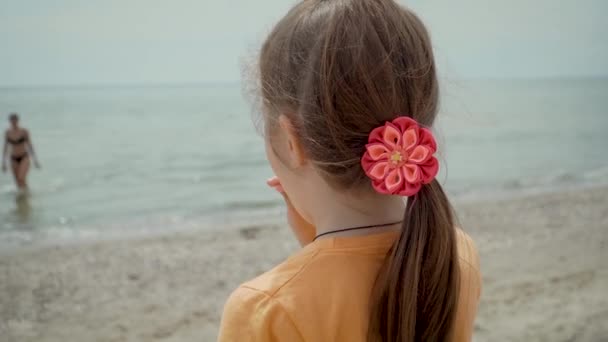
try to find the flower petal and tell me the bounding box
[402,128,418,151]
[392,116,418,132]
[408,145,430,164]
[418,127,437,153]
[382,124,401,149]
[367,125,386,144]
[398,182,422,197]
[384,168,404,193]
[368,161,390,180]
[372,179,389,195]
[365,143,390,161]
[419,157,439,184]
[402,163,421,183]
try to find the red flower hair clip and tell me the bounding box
[361,117,439,196]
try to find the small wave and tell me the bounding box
[543,165,608,187]
[541,170,579,186]
[0,184,15,195]
[584,165,608,182]
[198,158,267,173]
[453,168,608,204]
[502,179,524,190]
[32,177,68,195]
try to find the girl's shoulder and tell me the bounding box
[218,248,319,342]
[455,228,482,304]
[453,228,483,341]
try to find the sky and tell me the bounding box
[0,0,606,87]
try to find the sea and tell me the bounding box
[1,78,607,251]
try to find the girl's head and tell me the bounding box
[260,0,438,211]
[259,0,459,340]
[9,113,19,128]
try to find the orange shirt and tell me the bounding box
[219,229,481,341]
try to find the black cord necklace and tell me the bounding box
[313,220,403,241]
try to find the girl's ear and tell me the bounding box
[278,115,307,168]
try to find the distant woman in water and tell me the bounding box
[2,113,40,189]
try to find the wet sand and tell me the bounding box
[1,186,607,342]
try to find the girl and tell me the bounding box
[2,113,40,190]
[219,0,481,341]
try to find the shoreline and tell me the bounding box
[1,185,607,341]
[1,180,606,257]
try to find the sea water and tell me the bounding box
[1,79,607,249]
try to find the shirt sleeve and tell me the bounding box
[453,231,482,342]
[218,286,305,342]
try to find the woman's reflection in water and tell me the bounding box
[15,191,31,223]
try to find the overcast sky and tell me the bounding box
[1,0,606,86]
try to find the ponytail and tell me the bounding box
[368,179,460,341]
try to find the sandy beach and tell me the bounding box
[1,185,607,342]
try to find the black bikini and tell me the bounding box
[6,134,29,164]
[8,136,27,145]
[11,153,28,164]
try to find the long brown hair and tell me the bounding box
[259,0,460,340]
